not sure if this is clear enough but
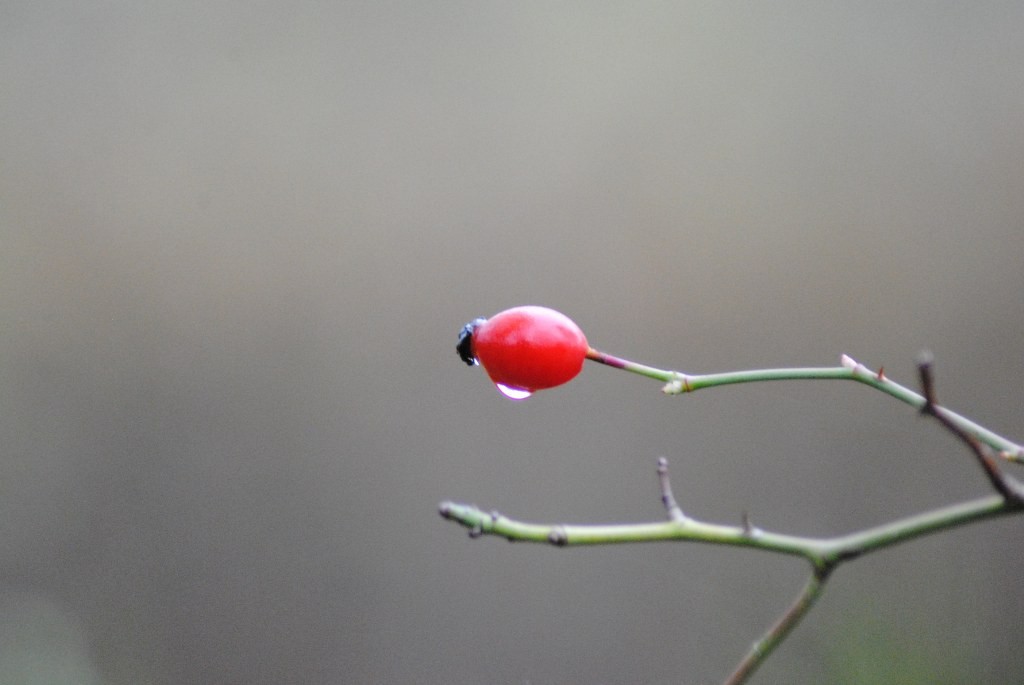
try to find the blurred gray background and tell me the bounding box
[2,2,1022,683]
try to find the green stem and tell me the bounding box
[585,349,1023,461]
[820,492,1012,562]
[724,568,831,685]
[438,493,1018,566]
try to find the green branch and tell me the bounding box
[724,567,832,685]
[439,492,1016,566]
[585,349,1024,463]
[440,469,1021,685]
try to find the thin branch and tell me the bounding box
[723,566,833,685]
[438,458,1020,562]
[439,491,1015,558]
[916,351,1024,503]
[584,349,1024,462]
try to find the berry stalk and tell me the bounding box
[585,348,1022,461]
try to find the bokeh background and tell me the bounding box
[2,3,1023,683]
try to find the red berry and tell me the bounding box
[457,306,588,396]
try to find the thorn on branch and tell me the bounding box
[916,351,1024,504]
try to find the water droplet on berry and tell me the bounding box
[495,383,532,400]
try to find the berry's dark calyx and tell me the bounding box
[457,317,486,366]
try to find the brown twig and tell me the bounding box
[916,351,1024,503]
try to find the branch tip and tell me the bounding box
[916,353,938,415]
[657,457,687,522]
[741,511,756,536]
